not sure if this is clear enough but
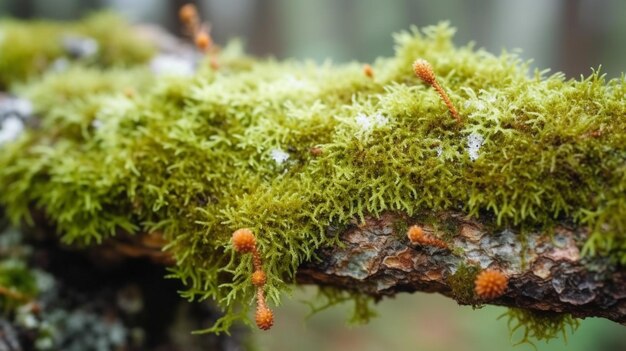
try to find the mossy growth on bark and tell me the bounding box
[0,19,625,336]
[0,12,155,89]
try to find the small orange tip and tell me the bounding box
[310,147,323,157]
[412,58,436,85]
[255,307,274,330]
[251,270,267,286]
[474,269,508,300]
[407,225,425,243]
[179,4,198,24]
[407,225,447,249]
[195,31,212,51]
[232,228,256,253]
[363,64,374,78]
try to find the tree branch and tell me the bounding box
[296,212,626,325]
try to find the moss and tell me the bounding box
[0,263,37,311]
[304,287,377,325]
[0,22,625,334]
[499,308,580,348]
[0,12,155,88]
[446,263,481,306]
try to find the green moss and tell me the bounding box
[499,308,580,348]
[446,263,481,306]
[0,263,37,311]
[304,287,377,325]
[0,12,155,88]
[0,22,625,333]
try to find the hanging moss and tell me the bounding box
[499,308,580,348]
[0,22,625,335]
[0,12,155,88]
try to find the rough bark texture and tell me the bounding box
[295,212,626,325]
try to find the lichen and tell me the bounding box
[0,21,624,335]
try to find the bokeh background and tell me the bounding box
[1,1,625,350]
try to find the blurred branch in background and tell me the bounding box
[1,0,624,77]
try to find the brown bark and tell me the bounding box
[295,212,626,325]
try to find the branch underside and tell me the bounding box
[77,211,626,325]
[295,213,626,325]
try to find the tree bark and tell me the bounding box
[295,212,626,325]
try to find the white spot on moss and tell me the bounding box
[51,58,70,72]
[270,148,290,165]
[467,132,484,161]
[91,119,103,130]
[435,145,443,157]
[354,112,388,140]
[150,55,194,76]
[0,116,24,145]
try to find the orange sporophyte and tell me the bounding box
[406,225,448,249]
[232,228,256,253]
[179,4,198,27]
[412,58,461,124]
[255,288,274,330]
[251,270,267,286]
[231,228,274,330]
[474,269,508,300]
[363,64,374,78]
[195,31,212,52]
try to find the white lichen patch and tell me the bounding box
[98,96,135,118]
[435,145,443,157]
[0,97,33,118]
[0,116,24,145]
[270,148,290,165]
[91,119,103,130]
[150,55,194,77]
[354,111,389,140]
[63,35,99,58]
[466,132,484,161]
[51,58,70,73]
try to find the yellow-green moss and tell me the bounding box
[499,308,580,348]
[0,12,155,88]
[446,263,481,306]
[0,22,625,334]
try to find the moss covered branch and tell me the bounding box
[1,16,625,338]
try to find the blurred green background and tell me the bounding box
[1,0,625,78]
[1,1,624,350]
[252,287,626,351]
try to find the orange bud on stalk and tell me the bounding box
[251,270,267,286]
[412,59,436,85]
[232,228,256,253]
[363,64,374,78]
[195,31,212,51]
[412,58,461,124]
[179,4,198,25]
[255,306,274,330]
